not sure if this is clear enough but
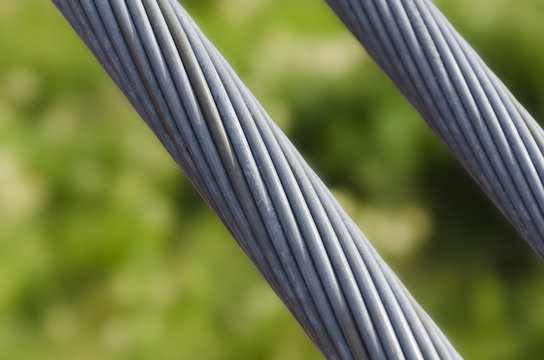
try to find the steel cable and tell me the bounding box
[325,0,544,257]
[51,0,461,358]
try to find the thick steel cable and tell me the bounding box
[325,0,544,258]
[51,0,461,358]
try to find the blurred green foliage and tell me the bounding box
[1,0,544,359]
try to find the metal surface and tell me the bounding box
[325,0,544,258]
[50,0,461,358]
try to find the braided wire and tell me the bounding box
[325,0,544,258]
[51,0,461,358]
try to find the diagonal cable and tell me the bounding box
[325,0,544,258]
[51,0,462,358]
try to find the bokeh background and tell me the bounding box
[1,0,544,358]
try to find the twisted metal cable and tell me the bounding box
[51,0,461,358]
[325,0,544,258]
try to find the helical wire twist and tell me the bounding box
[325,0,544,258]
[50,0,462,358]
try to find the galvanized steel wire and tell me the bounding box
[50,0,463,358]
[325,0,544,258]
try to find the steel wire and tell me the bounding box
[325,0,544,257]
[51,0,462,358]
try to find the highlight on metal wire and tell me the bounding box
[51,0,463,358]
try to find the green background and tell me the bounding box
[1,0,544,358]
